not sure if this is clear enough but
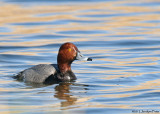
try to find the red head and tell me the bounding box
[57,42,92,74]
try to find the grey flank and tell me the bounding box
[17,64,58,83]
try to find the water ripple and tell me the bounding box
[0,0,160,114]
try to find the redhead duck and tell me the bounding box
[15,42,92,84]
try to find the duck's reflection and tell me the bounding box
[24,81,89,108]
[54,82,76,107]
[54,82,88,107]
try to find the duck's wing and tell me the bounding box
[16,64,58,83]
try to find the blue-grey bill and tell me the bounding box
[76,52,92,61]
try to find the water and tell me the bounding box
[0,0,160,113]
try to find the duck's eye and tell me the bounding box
[68,48,71,52]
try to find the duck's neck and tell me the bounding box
[57,63,76,81]
[58,63,71,74]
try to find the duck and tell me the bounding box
[14,42,92,84]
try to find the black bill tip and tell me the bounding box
[87,58,92,61]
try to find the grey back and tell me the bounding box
[18,64,58,83]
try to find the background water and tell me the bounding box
[0,0,160,113]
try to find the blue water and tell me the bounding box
[0,0,160,114]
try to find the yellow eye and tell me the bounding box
[68,48,71,52]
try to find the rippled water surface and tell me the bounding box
[0,0,160,113]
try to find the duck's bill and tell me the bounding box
[76,52,92,61]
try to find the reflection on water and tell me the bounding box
[0,0,160,113]
[54,83,77,108]
[54,82,88,108]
